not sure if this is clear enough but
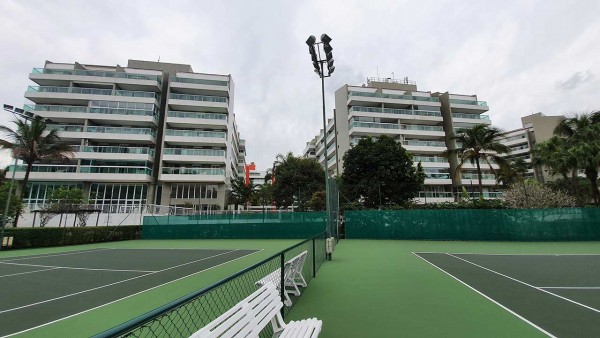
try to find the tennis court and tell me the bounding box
[0,247,259,337]
[415,252,600,337]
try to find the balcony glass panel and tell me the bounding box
[449,99,488,106]
[24,104,87,113]
[452,113,491,120]
[86,126,156,137]
[27,86,159,99]
[80,166,152,175]
[169,93,227,103]
[163,148,225,156]
[502,134,528,143]
[165,129,226,138]
[401,125,444,132]
[402,140,446,147]
[167,111,227,120]
[47,125,84,132]
[349,121,399,130]
[461,173,496,180]
[81,146,154,156]
[171,76,228,86]
[162,167,225,175]
[418,191,453,198]
[424,172,450,179]
[8,164,76,173]
[348,91,439,102]
[32,68,162,83]
[413,156,448,163]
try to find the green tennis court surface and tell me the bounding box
[0,247,258,337]
[415,253,600,337]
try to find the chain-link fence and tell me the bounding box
[93,232,327,338]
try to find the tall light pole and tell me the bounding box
[1,105,50,250]
[306,34,335,236]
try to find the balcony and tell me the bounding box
[30,68,162,91]
[413,156,450,168]
[449,99,489,112]
[76,146,154,161]
[162,148,227,164]
[402,140,447,154]
[164,129,227,146]
[415,191,454,203]
[170,76,229,96]
[461,173,496,186]
[423,172,452,185]
[168,93,228,113]
[160,167,226,183]
[7,164,151,182]
[166,111,228,129]
[24,103,157,126]
[349,106,443,122]
[85,126,156,143]
[400,124,445,137]
[25,86,160,105]
[348,91,440,107]
[349,121,399,136]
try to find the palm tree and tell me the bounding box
[496,157,528,187]
[0,118,73,225]
[446,124,510,194]
[229,178,256,210]
[553,112,600,205]
[532,136,577,180]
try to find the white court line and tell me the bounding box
[412,252,556,338]
[447,253,600,314]
[539,287,600,290]
[0,249,239,315]
[0,261,155,273]
[415,251,600,256]
[0,267,60,278]
[0,248,112,262]
[3,249,263,338]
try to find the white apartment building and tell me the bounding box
[306,77,498,203]
[10,60,244,211]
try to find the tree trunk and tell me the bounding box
[585,168,599,205]
[475,157,483,195]
[12,162,33,227]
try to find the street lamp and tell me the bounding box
[306,34,335,236]
[1,104,51,250]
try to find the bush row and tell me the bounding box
[342,199,508,211]
[2,225,141,249]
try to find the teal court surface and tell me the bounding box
[0,247,258,337]
[415,253,600,338]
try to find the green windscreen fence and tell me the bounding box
[346,208,600,241]
[143,212,326,239]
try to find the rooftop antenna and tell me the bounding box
[391,72,395,80]
[158,56,160,62]
[377,66,379,79]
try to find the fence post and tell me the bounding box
[280,252,285,318]
[312,237,316,278]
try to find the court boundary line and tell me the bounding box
[0,248,112,262]
[539,286,600,289]
[415,251,600,256]
[3,249,262,338]
[413,252,557,338]
[0,267,60,278]
[0,249,239,314]
[0,261,156,273]
[447,253,600,314]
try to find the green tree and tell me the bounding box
[229,178,255,210]
[342,135,425,209]
[447,124,510,194]
[308,191,326,211]
[47,186,86,208]
[0,181,23,225]
[553,112,600,205]
[272,152,325,210]
[496,157,528,187]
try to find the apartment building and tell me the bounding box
[497,112,564,182]
[306,77,497,202]
[10,60,243,211]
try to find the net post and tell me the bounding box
[280,252,285,318]
[312,236,316,278]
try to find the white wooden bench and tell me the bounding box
[190,282,321,338]
[255,251,308,306]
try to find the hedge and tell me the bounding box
[1,225,141,249]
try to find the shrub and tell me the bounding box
[504,180,576,209]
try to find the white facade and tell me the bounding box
[10,60,244,211]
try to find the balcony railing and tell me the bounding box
[401,125,444,132]
[8,164,77,173]
[418,191,454,198]
[348,91,439,102]
[86,126,156,137]
[165,129,226,138]
[32,68,162,83]
[461,173,496,180]
[470,192,504,199]
[449,99,488,106]
[27,86,160,100]
[161,167,225,175]
[501,134,528,143]
[350,106,442,117]
[424,172,451,179]
[80,146,154,156]
[171,76,228,87]
[169,93,227,103]
[349,121,399,130]
[24,103,158,119]
[167,111,227,120]
[413,156,448,163]
[162,148,225,156]
[402,140,446,147]
[452,113,490,120]
[47,124,84,132]
[80,166,152,175]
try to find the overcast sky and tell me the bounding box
[1,0,599,171]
